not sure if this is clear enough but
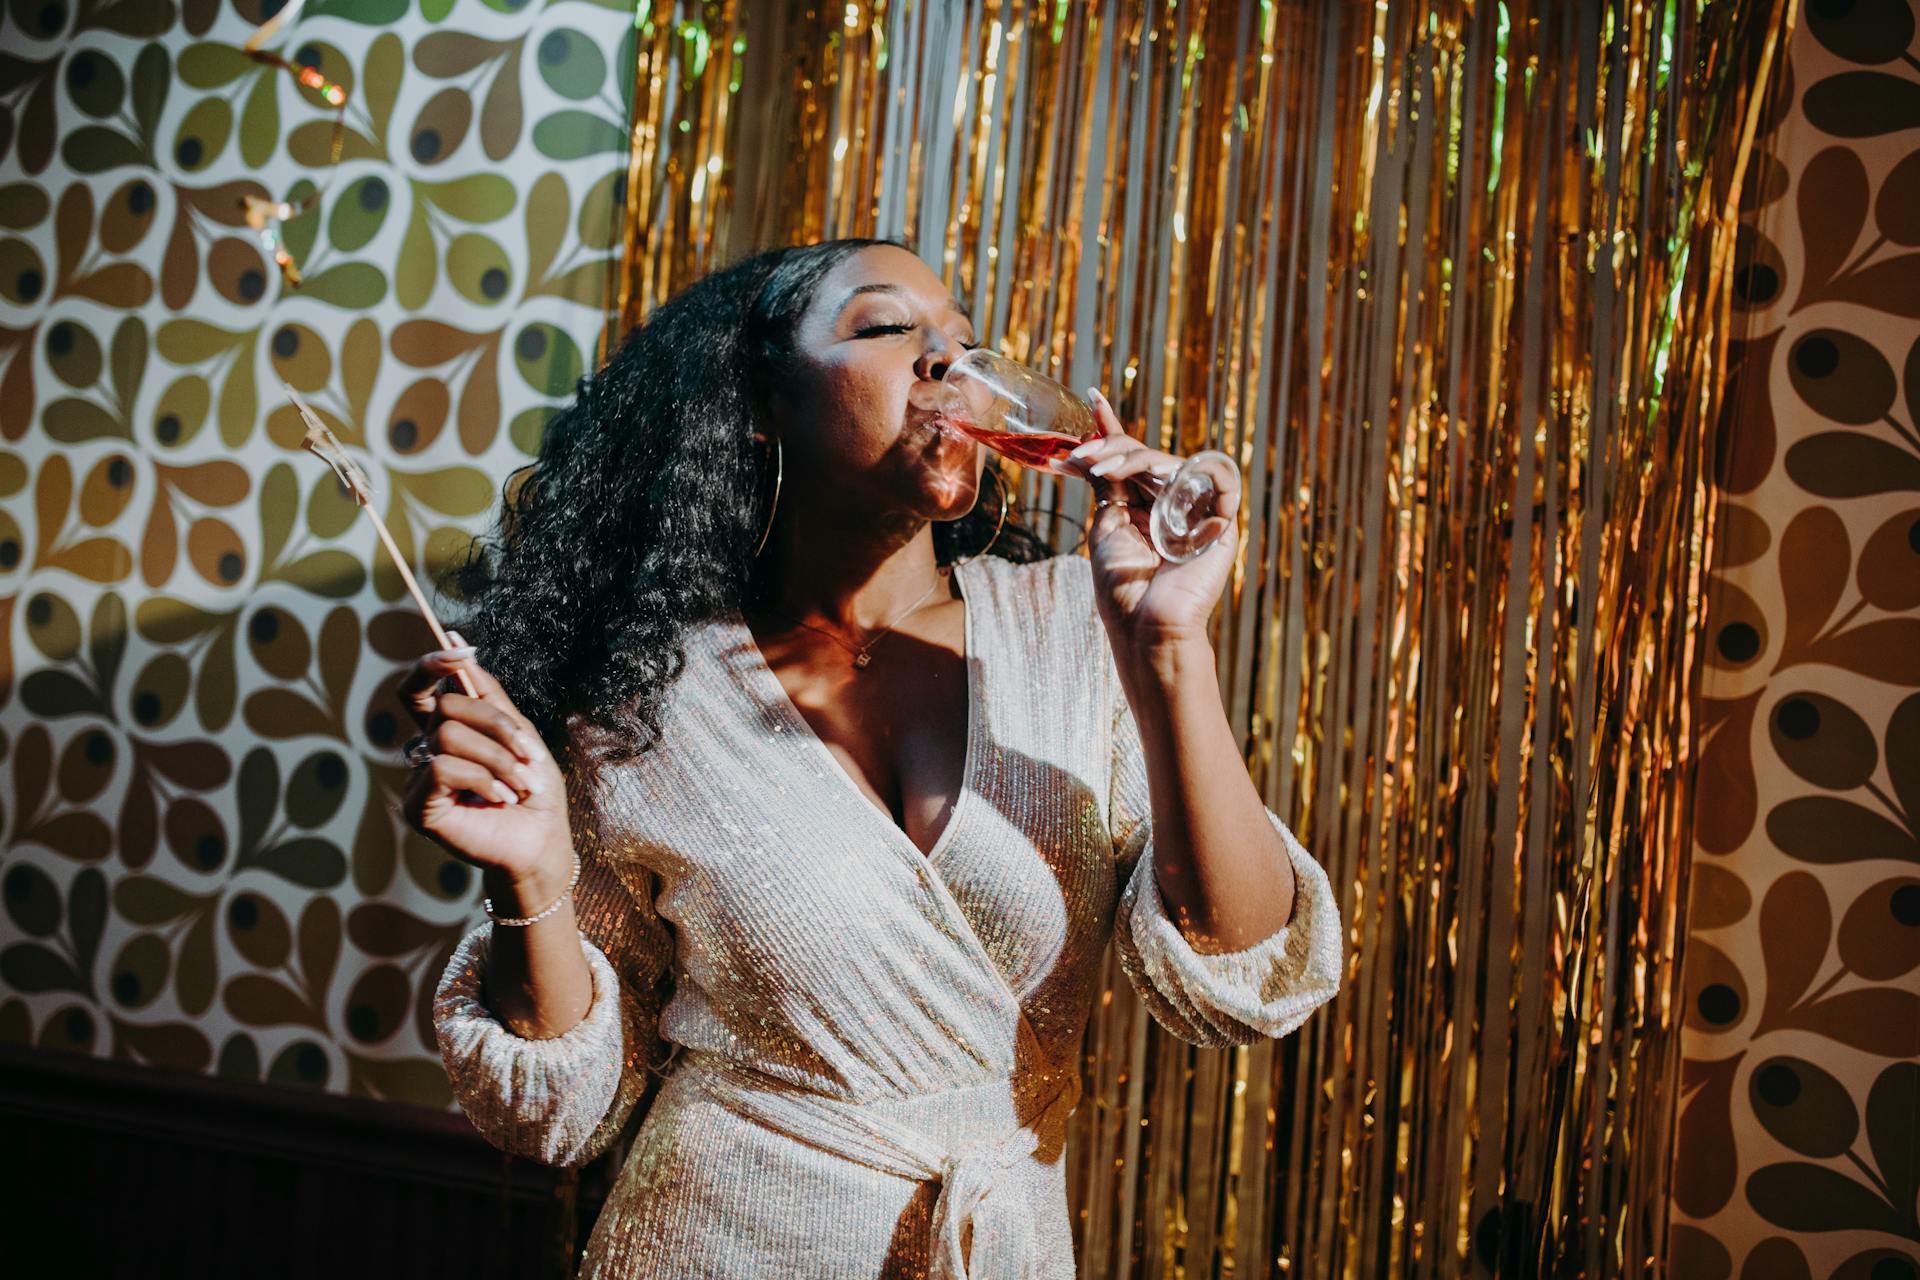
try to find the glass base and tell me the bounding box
[1150,449,1236,562]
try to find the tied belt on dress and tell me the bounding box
[685,1051,1078,1280]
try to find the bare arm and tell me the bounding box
[1118,636,1296,954]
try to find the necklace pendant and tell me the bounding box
[853,652,872,670]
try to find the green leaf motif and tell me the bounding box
[532,109,627,159]
[259,462,297,569]
[60,127,146,173]
[395,200,435,310]
[417,173,516,224]
[297,262,388,310]
[513,322,583,396]
[44,397,129,443]
[129,43,171,150]
[509,405,554,456]
[272,550,367,598]
[522,169,568,287]
[218,339,256,448]
[445,233,511,305]
[20,670,108,719]
[176,42,253,89]
[113,874,205,924]
[534,28,606,102]
[173,96,230,173]
[305,0,408,23]
[4,862,62,936]
[362,32,404,145]
[391,465,495,518]
[252,838,346,890]
[0,943,85,995]
[239,66,278,170]
[329,175,392,252]
[577,168,627,251]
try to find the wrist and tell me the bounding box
[482,844,576,919]
[1120,629,1216,690]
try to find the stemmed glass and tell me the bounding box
[916,350,1237,563]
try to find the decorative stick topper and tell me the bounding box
[282,384,479,698]
[289,391,374,506]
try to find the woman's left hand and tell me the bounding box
[1070,387,1239,657]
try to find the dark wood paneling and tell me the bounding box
[0,1041,594,1279]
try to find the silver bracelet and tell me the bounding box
[483,850,582,927]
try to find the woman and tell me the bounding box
[407,240,1341,1278]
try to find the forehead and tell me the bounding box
[817,246,970,320]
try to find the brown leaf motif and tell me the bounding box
[1674,1053,1744,1218]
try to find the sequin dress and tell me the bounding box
[433,553,1342,1279]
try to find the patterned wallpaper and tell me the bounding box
[1670,4,1920,1276]
[0,0,634,1107]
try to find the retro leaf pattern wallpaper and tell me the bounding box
[1668,7,1920,1276]
[0,0,635,1107]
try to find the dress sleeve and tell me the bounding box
[432,754,675,1167]
[1104,645,1343,1048]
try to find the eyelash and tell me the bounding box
[859,323,980,351]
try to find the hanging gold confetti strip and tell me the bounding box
[613,1,1788,1273]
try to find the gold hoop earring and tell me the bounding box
[948,465,1010,566]
[753,436,783,558]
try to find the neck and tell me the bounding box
[746,501,954,636]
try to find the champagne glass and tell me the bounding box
[917,349,1237,563]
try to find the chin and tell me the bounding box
[919,467,981,520]
[911,434,982,518]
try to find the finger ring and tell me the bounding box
[1095,498,1133,510]
[403,735,436,769]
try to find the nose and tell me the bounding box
[914,330,958,384]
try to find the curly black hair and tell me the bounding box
[445,239,1055,766]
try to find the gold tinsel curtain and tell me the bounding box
[610,1,1788,1273]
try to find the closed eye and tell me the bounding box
[857,322,979,350]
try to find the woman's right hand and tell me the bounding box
[397,631,573,890]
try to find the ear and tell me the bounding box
[756,388,794,440]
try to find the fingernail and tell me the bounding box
[1086,387,1105,405]
[491,780,518,805]
[1090,459,1115,477]
[446,631,467,648]
[1068,442,1099,460]
[429,646,477,661]
[513,733,539,762]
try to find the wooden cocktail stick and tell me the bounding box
[284,384,480,699]
[242,0,306,53]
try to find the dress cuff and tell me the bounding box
[1118,811,1343,1046]
[432,923,627,1166]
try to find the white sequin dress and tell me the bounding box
[433,553,1342,1278]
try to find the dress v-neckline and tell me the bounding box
[727,557,984,866]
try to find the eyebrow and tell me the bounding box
[835,282,973,326]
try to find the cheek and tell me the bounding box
[804,359,910,455]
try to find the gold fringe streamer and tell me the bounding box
[613,1,1789,1272]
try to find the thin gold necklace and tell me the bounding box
[787,568,951,671]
